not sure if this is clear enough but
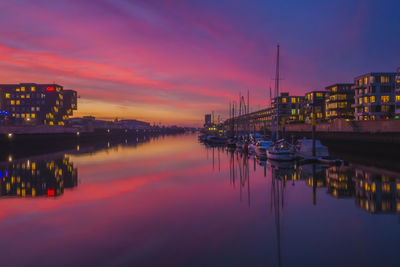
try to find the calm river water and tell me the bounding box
[0,134,399,266]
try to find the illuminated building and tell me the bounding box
[0,156,77,198]
[304,91,326,122]
[272,92,305,123]
[325,84,354,120]
[353,73,397,120]
[0,83,77,125]
[395,69,400,116]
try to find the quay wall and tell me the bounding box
[0,127,184,153]
[284,119,400,133]
[0,125,79,134]
[279,119,400,145]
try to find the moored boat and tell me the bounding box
[254,140,273,159]
[266,139,296,161]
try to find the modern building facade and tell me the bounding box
[325,84,354,120]
[304,91,326,122]
[395,68,400,116]
[353,73,397,120]
[0,83,77,125]
[272,92,305,123]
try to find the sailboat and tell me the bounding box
[266,44,296,161]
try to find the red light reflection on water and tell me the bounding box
[47,189,55,197]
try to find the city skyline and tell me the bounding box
[0,0,399,126]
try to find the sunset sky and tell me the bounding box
[0,0,399,126]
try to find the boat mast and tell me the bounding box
[275,44,280,140]
[270,86,273,138]
[247,89,250,137]
[239,92,242,136]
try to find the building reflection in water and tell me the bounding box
[0,155,77,198]
[353,168,400,214]
[0,133,158,199]
[207,145,400,216]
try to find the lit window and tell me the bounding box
[21,95,25,99]
[332,86,337,92]
[31,86,36,92]
[396,95,400,101]
[31,113,36,118]
[364,77,368,85]
[10,100,15,105]
[16,100,20,105]
[21,113,25,118]
[36,107,40,111]
[16,88,20,92]
[380,76,390,83]
[26,114,30,119]
[21,87,25,92]
[26,94,30,98]
[369,76,375,83]
[381,95,390,103]
[370,96,376,103]
[282,98,287,103]
[363,96,368,103]
[291,109,296,115]
[5,93,10,98]
[291,97,296,103]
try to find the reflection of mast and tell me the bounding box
[313,163,317,205]
[229,151,251,206]
[246,155,251,207]
[218,147,221,172]
[229,151,236,187]
[271,166,284,267]
[212,146,215,171]
[238,153,243,202]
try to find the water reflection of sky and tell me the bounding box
[0,134,399,266]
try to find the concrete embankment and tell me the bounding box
[282,119,400,145]
[274,119,400,161]
[0,126,184,158]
